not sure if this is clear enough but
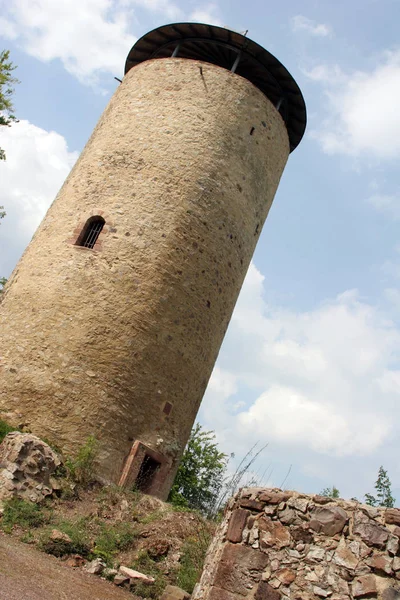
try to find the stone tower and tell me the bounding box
[0,23,306,499]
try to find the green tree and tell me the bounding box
[0,49,18,161]
[320,485,340,498]
[168,423,228,515]
[365,466,395,508]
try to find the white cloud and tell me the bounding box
[308,50,400,159]
[0,120,77,276]
[367,193,400,219]
[189,3,222,26]
[200,263,400,494]
[0,0,137,85]
[239,385,388,457]
[0,0,226,85]
[128,0,182,19]
[291,15,331,37]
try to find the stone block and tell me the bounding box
[226,509,250,543]
[309,506,348,536]
[255,581,281,599]
[258,516,291,549]
[385,509,400,526]
[160,584,191,600]
[353,522,389,548]
[352,574,377,597]
[214,543,268,595]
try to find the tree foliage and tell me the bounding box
[0,49,18,161]
[320,485,340,498]
[365,466,395,508]
[168,423,228,515]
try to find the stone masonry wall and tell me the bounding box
[192,487,400,600]
[0,58,289,498]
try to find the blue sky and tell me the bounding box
[1,0,400,502]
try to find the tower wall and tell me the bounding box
[0,58,289,498]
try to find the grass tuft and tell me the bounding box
[1,498,47,533]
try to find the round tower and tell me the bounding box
[0,23,306,499]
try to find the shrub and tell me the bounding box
[0,418,19,443]
[1,498,46,532]
[93,522,137,564]
[65,435,98,485]
[129,550,168,599]
[176,527,212,593]
[39,518,92,557]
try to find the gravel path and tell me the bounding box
[0,532,133,600]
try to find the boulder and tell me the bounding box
[119,565,155,584]
[309,506,348,536]
[0,432,60,504]
[160,585,191,600]
[84,558,106,575]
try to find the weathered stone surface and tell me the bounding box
[239,499,264,511]
[291,525,314,543]
[259,517,291,550]
[307,546,326,562]
[255,581,281,600]
[313,495,335,505]
[113,574,130,586]
[333,539,358,571]
[353,521,389,548]
[309,506,348,536]
[214,543,268,595]
[160,585,191,600]
[382,588,400,600]
[287,497,309,513]
[226,509,250,543]
[50,529,72,544]
[313,586,331,597]
[84,558,106,575]
[387,535,400,555]
[0,432,60,504]
[386,510,400,526]
[119,566,155,584]
[352,575,377,597]
[278,507,297,525]
[276,568,296,584]
[367,552,392,574]
[208,588,243,600]
[258,491,292,504]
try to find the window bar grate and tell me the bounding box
[82,220,104,248]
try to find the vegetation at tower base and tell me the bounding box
[0,49,18,161]
[365,465,395,508]
[168,423,228,515]
[0,430,215,598]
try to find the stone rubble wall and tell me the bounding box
[0,432,60,506]
[192,487,400,600]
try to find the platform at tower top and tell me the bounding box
[125,22,306,152]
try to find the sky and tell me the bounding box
[1,0,400,503]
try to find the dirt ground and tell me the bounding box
[0,532,133,600]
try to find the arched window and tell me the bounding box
[76,216,105,249]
